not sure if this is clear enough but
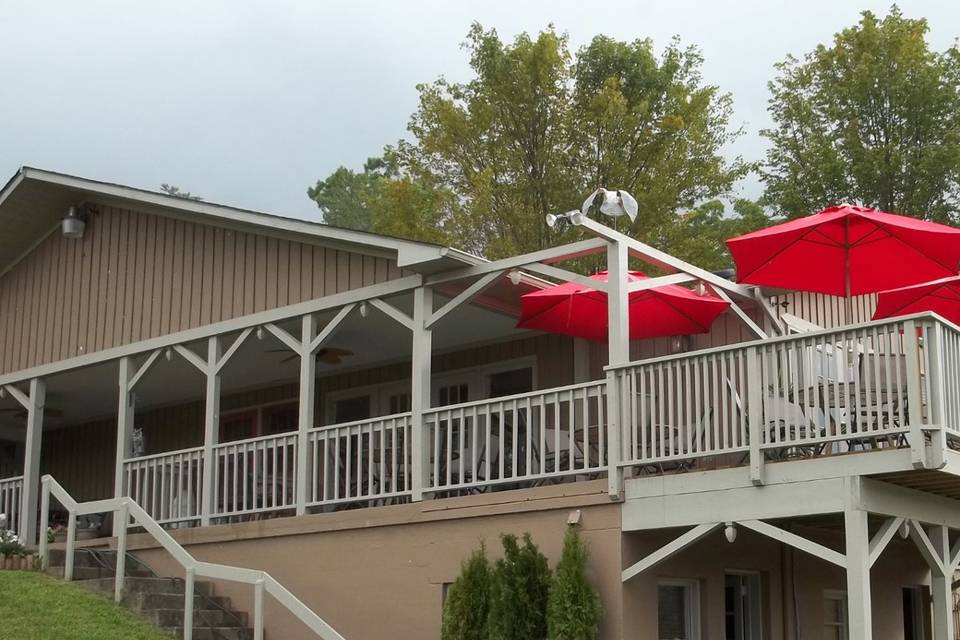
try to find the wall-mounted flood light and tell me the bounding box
[61,205,86,239]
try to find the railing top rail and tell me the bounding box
[423,379,605,415]
[212,431,298,449]
[40,475,345,640]
[606,310,953,373]
[309,412,413,434]
[0,475,24,484]
[123,446,204,464]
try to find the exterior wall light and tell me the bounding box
[508,270,522,286]
[724,522,737,543]
[61,205,86,239]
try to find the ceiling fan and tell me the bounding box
[265,347,355,365]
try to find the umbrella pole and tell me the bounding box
[844,217,852,325]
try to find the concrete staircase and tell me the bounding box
[46,548,255,639]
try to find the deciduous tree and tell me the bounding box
[762,6,960,222]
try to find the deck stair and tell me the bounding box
[46,547,254,639]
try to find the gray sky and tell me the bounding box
[1,1,957,222]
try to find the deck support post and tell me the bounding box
[19,378,45,545]
[606,240,629,498]
[844,507,873,640]
[114,358,135,503]
[929,525,954,640]
[199,337,222,527]
[296,315,317,516]
[411,286,433,502]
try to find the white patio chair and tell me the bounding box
[725,377,821,459]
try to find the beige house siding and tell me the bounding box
[0,203,405,375]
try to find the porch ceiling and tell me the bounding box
[0,292,529,438]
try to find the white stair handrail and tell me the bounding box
[38,475,345,640]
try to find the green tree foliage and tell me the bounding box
[661,198,776,270]
[488,533,551,640]
[308,149,452,244]
[441,544,492,640]
[310,24,752,259]
[762,6,960,222]
[546,527,601,640]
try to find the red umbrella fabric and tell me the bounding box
[873,275,960,324]
[725,205,960,297]
[516,271,730,343]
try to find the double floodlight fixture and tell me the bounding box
[545,187,639,228]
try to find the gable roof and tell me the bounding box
[0,166,483,277]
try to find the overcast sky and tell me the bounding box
[1,1,957,222]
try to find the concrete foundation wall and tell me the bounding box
[128,481,623,640]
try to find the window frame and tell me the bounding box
[323,356,539,423]
[724,570,763,640]
[657,577,701,640]
[823,589,849,640]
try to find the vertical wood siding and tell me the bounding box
[772,292,877,329]
[0,205,404,375]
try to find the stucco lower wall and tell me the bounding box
[128,481,622,640]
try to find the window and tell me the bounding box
[823,591,848,640]
[220,409,258,442]
[261,402,298,435]
[334,395,372,423]
[658,579,700,640]
[437,382,469,406]
[488,367,533,398]
[725,573,762,640]
[387,392,410,414]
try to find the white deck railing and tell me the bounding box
[39,475,345,640]
[610,315,935,470]
[213,432,297,518]
[105,313,960,526]
[123,447,203,525]
[933,320,960,440]
[0,475,23,534]
[614,346,751,466]
[423,381,607,493]
[307,414,412,507]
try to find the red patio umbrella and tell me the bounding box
[516,271,730,343]
[873,275,960,324]
[725,205,960,297]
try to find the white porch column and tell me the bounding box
[200,337,222,527]
[296,315,317,516]
[844,507,873,640]
[114,357,135,500]
[606,240,629,498]
[930,525,955,640]
[20,378,45,545]
[410,286,433,502]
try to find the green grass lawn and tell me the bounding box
[0,570,172,639]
